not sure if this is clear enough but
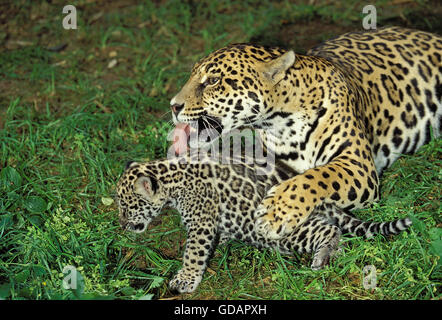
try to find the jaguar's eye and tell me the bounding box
[203,77,220,87]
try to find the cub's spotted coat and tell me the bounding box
[170,27,441,239]
[117,156,411,293]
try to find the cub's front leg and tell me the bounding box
[255,156,379,239]
[169,216,217,293]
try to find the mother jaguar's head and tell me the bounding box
[170,43,295,154]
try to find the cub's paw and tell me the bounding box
[169,270,202,293]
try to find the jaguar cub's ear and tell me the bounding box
[134,176,159,198]
[261,50,295,85]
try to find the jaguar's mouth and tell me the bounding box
[172,116,223,155]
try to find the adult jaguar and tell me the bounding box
[170,26,441,239]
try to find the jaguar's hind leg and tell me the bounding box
[310,226,341,270]
[278,214,342,270]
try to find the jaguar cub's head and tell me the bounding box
[116,161,168,233]
[170,43,295,150]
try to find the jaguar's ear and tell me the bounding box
[125,160,137,170]
[261,50,295,85]
[134,176,159,198]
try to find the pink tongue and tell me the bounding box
[172,123,190,155]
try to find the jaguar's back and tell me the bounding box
[308,26,442,172]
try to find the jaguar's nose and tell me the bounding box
[171,103,184,117]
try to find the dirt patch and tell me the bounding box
[249,0,442,52]
[251,20,355,53]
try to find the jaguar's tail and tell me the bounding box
[321,204,412,238]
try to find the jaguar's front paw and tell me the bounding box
[169,270,202,293]
[254,199,294,240]
[254,180,317,240]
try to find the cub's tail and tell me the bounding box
[321,204,412,238]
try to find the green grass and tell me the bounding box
[0,0,441,300]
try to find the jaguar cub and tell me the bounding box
[116,155,411,293]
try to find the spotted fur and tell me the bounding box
[170,27,441,239]
[116,155,411,293]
